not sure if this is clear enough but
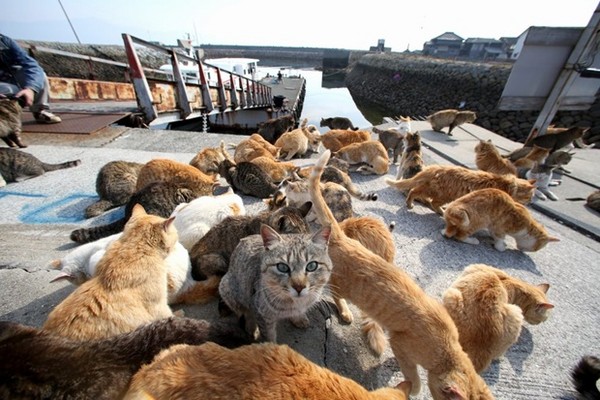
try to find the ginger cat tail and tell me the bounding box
[309,150,494,399]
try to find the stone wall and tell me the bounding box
[345,53,600,143]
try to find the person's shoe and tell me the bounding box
[33,110,61,124]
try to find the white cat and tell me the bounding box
[50,236,219,305]
[526,165,560,201]
[396,116,412,135]
[170,188,246,250]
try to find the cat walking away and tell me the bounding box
[0,148,80,187]
[427,109,477,136]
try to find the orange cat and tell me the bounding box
[189,141,230,176]
[250,155,299,183]
[274,118,319,160]
[474,139,517,175]
[442,188,559,252]
[309,150,494,399]
[135,158,217,194]
[319,129,371,152]
[443,264,554,372]
[124,342,411,400]
[42,205,176,340]
[511,145,551,170]
[233,133,280,163]
[333,140,390,175]
[386,164,536,214]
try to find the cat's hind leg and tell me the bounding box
[172,275,221,305]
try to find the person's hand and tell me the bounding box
[14,88,35,107]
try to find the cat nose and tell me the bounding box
[292,283,305,295]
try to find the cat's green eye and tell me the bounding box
[306,261,318,272]
[276,263,290,273]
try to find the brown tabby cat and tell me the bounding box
[44,204,177,340]
[372,126,404,164]
[474,139,517,175]
[124,342,411,400]
[396,131,424,180]
[135,158,217,195]
[309,150,494,399]
[189,203,311,280]
[0,148,81,187]
[511,145,551,170]
[427,109,477,135]
[319,128,371,152]
[85,160,144,218]
[218,158,278,198]
[279,179,354,223]
[0,98,27,148]
[333,140,390,175]
[442,188,560,252]
[525,126,590,152]
[257,114,296,144]
[233,133,280,163]
[0,317,251,400]
[189,140,230,176]
[443,264,553,373]
[386,164,536,215]
[250,155,298,183]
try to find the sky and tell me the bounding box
[1,1,599,51]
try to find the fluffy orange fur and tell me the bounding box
[274,118,315,160]
[42,205,176,340]
[124,342,412,400]
[442,188,559,252]
[250,156,298,183]
[135,158,217,194]
[319,129,371,152]
[233,133,280,163]
[443,264,554,372]
[474,140,517,175]
[386,164,536,214]
[511,145,551,169]
[189,141,229,176]
[309,150,494,399]
[333,140,390,175]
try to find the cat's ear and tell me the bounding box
[537,302,554,310]
[546,236,560,243]
[163,216,175,232]
[395,380,412,395]
[441,384,466,400]
[537,283,550,293]
[50,271,73,283]
[299,201,312,217]
[528,178,537,185]
[260,224,282,249]
[131,203,147,218]
[312,225,331,246]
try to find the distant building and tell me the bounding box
[369,38,391,53]
[423,32,516,60]
[460,37,503,60]
[423,32,463,57]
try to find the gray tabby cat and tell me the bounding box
[85,160,144,218]
[0,98,27,148]
[218,159,278,199]
[219,223,332,342]
[190,202,312,280]
[0,148,80,187]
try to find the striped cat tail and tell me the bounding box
[41,159,81,172]
[70,218,127,244]
[84,199,118,218]
[308,150,344,239]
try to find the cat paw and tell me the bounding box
[339,309,354,324]
[289,315,310,329]
[173,309,186,318]
[461,237,479,245]
[547,193,559,201]
[494,240,507,252]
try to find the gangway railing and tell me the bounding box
[122,34,273,126]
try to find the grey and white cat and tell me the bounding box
[526,150,574,201]
[219,223,332,342]
[0,147,81,187]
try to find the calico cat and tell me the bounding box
[51,236,220,306]
[169,187,245,250]
[297,164,378,201]
[0,148,80,187]
[320,116,358,130]
[124,342,411,400]
[219,223,332,342]
[278,179,354,222]
[250,155,299,183]
[189,203,311,280]
[309,150,493,399]
[586,190,600,213]
[257,114,296,144]
[475,139,517,175]
[218,158,278,198]
[512,145,551,170]
[333,140,390,175]
[571,355,600,400]
[525,126,590,152]
[386,164,536,215]
[372,126,404,164]
[85,160,144,218]
[0,98,27,148]
[442,188,560,251]
[44,204,177,340]
[427,109,477,135]
[0,317,251,400]
[233,133,280,163]
[274,118,315,160]
[319,129,372,152]
[396,130,424,180]
[189,140,230,176]
[71,181,200,243]
[135,158,217,195]
[443,264,553,373]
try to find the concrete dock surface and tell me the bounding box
[0,120,598,399]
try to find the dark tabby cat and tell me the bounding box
[571,355,600,400]
[525,126,590,153]
[0,148,80,187]
[372,126,404,164]
[0,317,251,400]
[190,203,312,280]
[320,116,358,131]
[85,160,144,218]
[0,98,27,148]
[218,159,278,199]
[71,181,199,243]
[586,190,600,213]
[396,131,423,180]
[257,114,295,144]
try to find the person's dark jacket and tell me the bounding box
[0,34,45,93]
